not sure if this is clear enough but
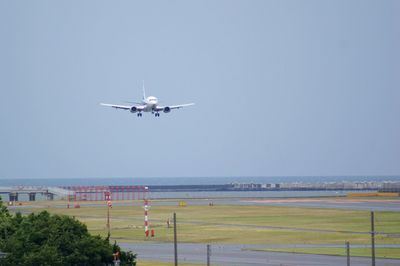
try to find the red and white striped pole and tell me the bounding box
[144,187,150,237]
[105,191,112,238]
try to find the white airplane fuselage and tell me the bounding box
[142,96,159,112]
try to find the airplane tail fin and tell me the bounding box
[142,80,146,100]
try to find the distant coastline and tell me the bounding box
[1,177,399,202]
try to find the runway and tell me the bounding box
[148,197,400,212]
[120,243,400,266]
[240,198,400,212]
[9,196,400,213]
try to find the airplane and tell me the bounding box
[100,82,195,117]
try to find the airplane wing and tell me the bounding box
[153,103,195,112]
[100,103,132,110]
[168,103,195,110]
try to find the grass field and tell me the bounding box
[13,199,400,259]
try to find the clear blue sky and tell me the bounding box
[0,0,399,179]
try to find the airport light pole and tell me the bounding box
[371,211,375,266]
[174,212,178,266]
[105,192,112,238]
[207,244,211,266]
[346,241,350,266]
[107,204,110,237]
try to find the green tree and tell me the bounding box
[0,197,13,252]
[0,200,136,266]
[0,197,9,217]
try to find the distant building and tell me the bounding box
[380,182,400,192]
[231,180,386,191]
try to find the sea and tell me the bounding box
[1,175,399,187]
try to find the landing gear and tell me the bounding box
[155,113,160,117]
[137,113,142,117]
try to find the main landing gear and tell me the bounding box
[137,113,142,117]
[154,113,160,117]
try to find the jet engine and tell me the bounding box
[130,106,138,113]
[163,106,171,113]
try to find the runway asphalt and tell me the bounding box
[9,195,400,212]
[240,198,400,212]
[121,243,400,266]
